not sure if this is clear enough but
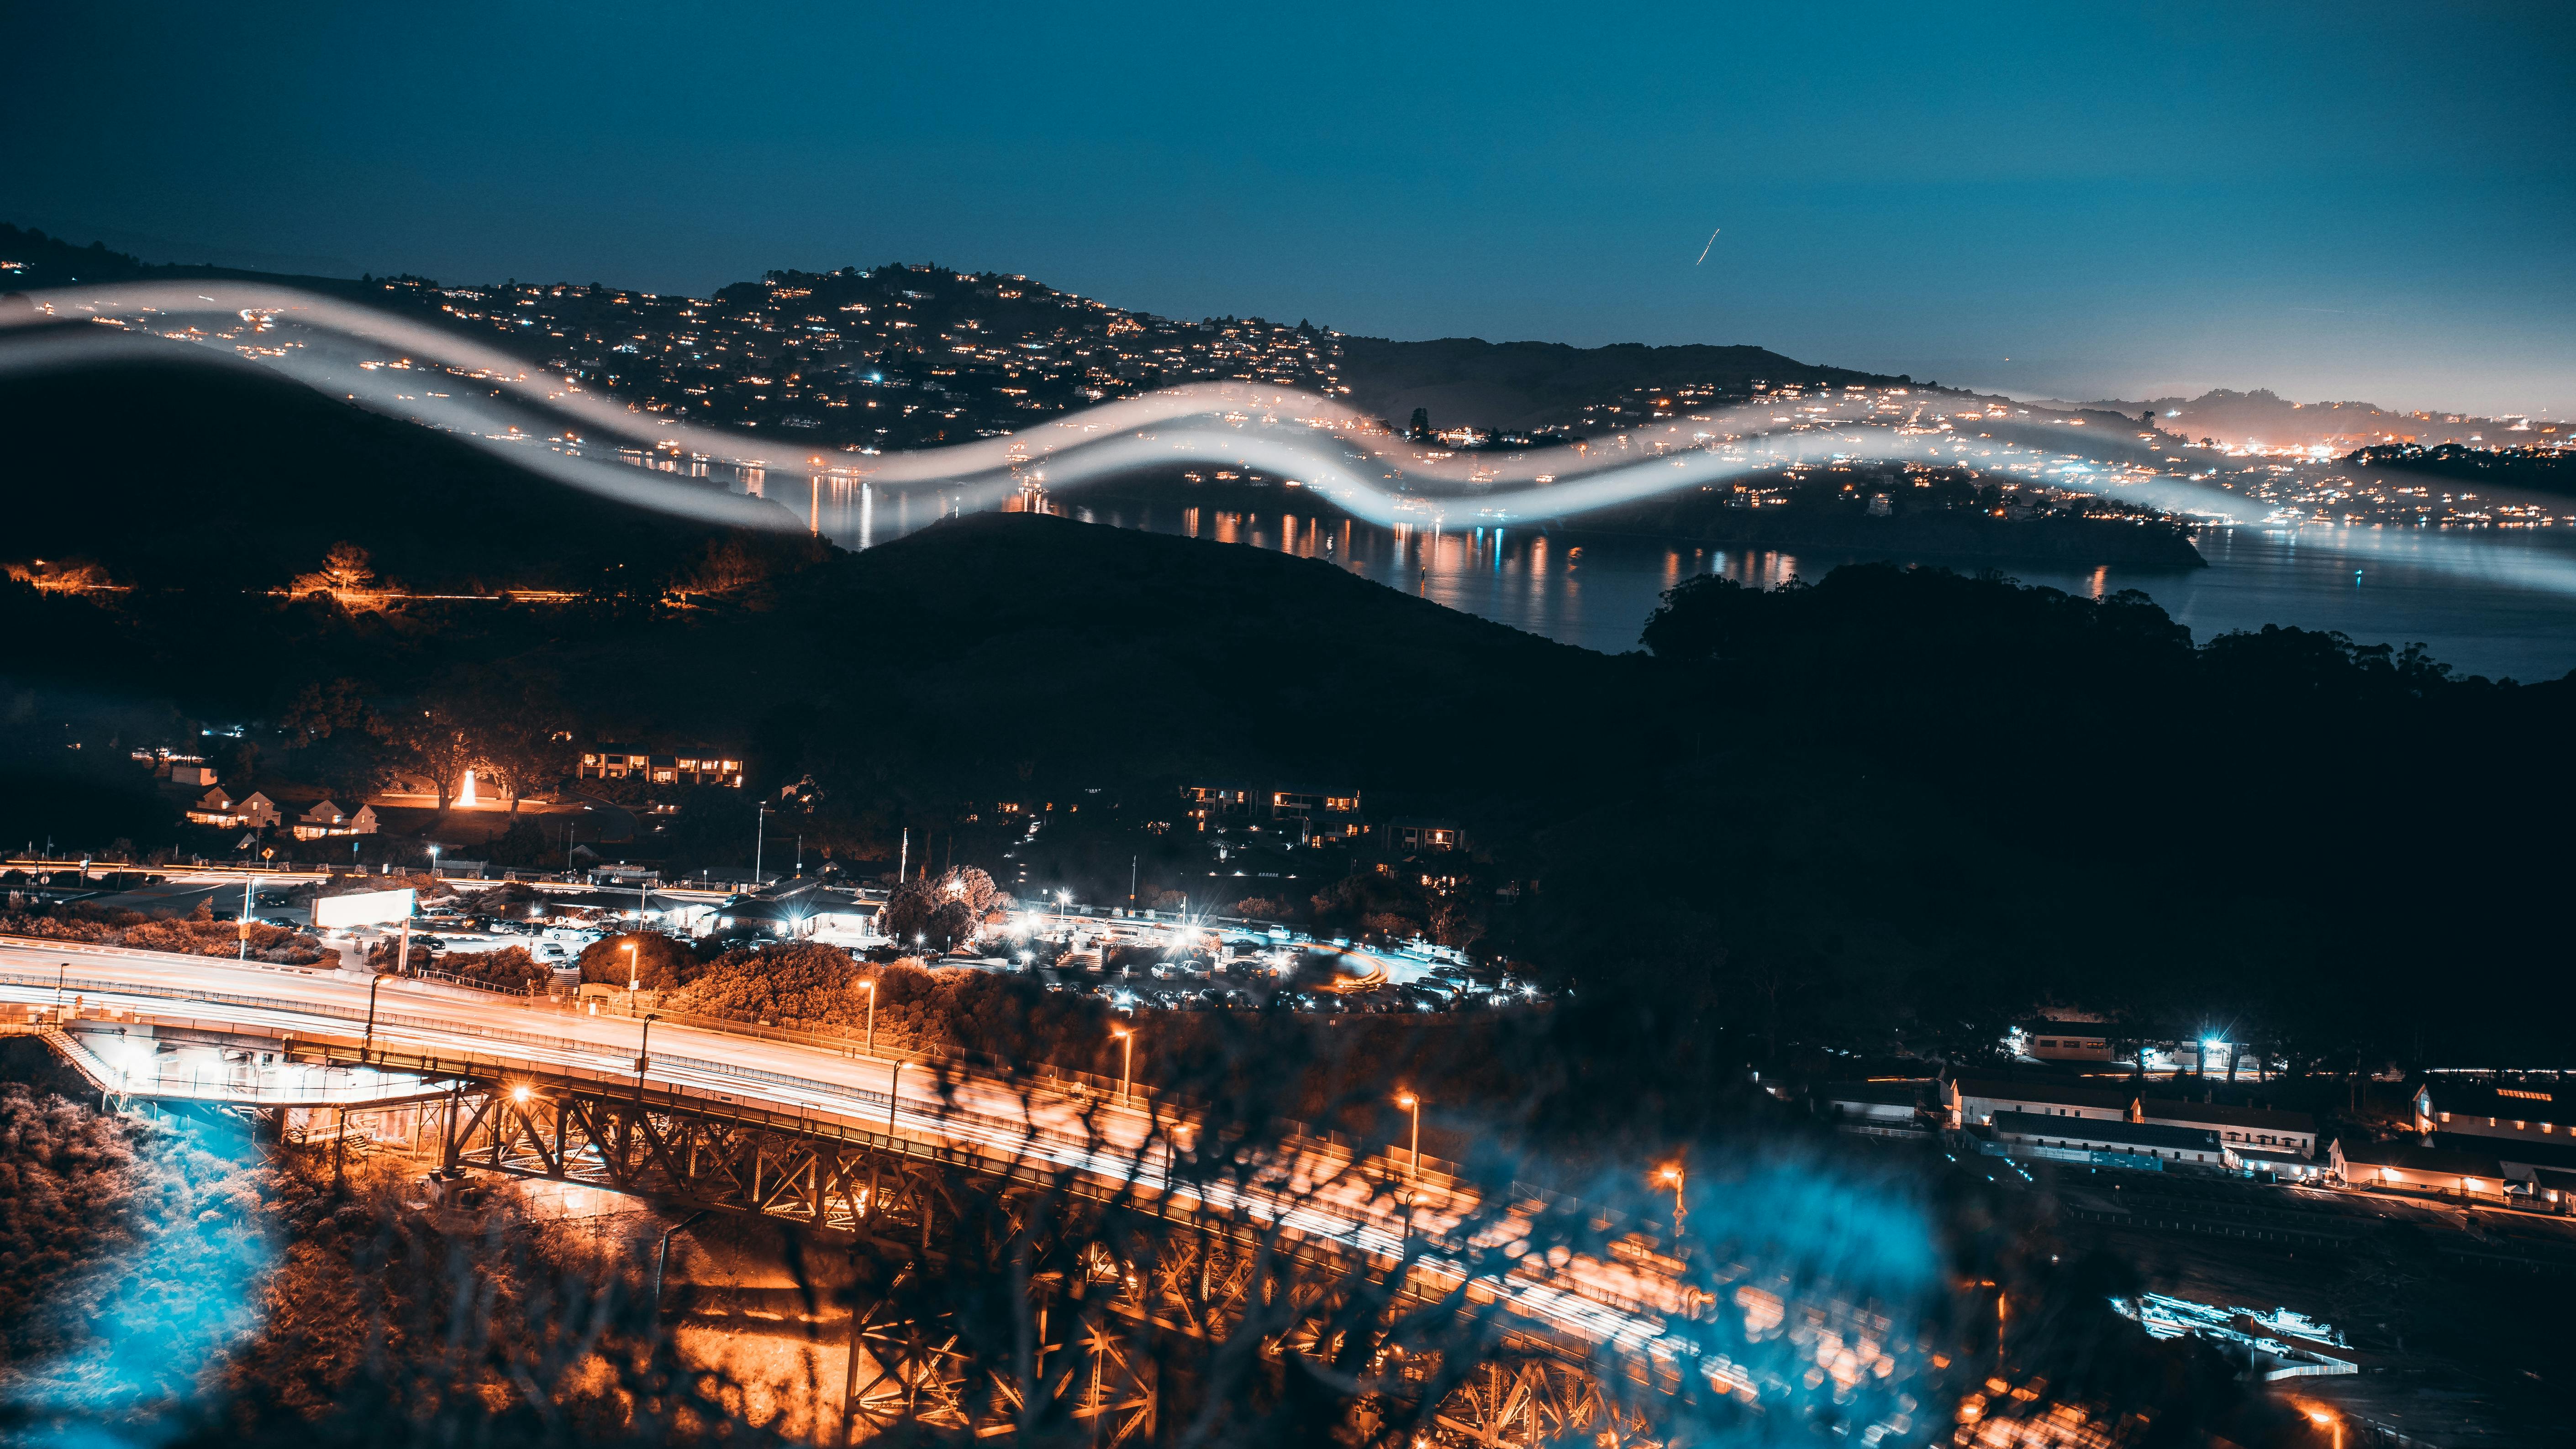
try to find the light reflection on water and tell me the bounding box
[804,478,2576,680]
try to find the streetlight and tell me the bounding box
[1056,888,1071,931]
[1396,1091,1422,1179]
[1112,1025,1135,1102]
[237,873,258,962]
[1657,1161,1687,1239]
[2302,1406,2343,1449]
[634,1013,659,1102]
[622,939,640,994]
[363,973,391,1060]
[861,977,878,1056]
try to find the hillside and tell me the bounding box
[1335,337,1913,433]
[8,221,1924,449]
[2082,386,2553,450]
[0,350,820,594]
[8,505,2576,1078]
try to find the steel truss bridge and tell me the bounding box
[5,945,1927,1447]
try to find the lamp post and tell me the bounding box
[634,1013,659,1103]
[861,978,878,1056]
[1658,1161,1687,1239]
[2303,1407,2342,1449]
[54,961,67,1013]
[1396,1091,1422,1179]
[1111,1025,1136,1103]
[622,939,640,993]
[887,1060,902,1134]
[753,801,767,884]
[428,844,440,878]
[238,874,258,962]
[363,973,390,1061]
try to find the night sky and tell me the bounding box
[9,1,2571,414]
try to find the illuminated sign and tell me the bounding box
[312,887,417,928]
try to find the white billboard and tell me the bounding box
[312,887,417,929]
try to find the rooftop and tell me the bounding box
[1950,1076,2137,1113]
[2139,1097,2317,1133]
[1989,1112,2223,1153]
[2426,1084,2576,1128]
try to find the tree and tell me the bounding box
[288,541,382,601]
[678,537,771,594]
[279,679,396,798]
[458,691,564,813]
[576,930,699,991]
[320,541,375,592]
[883,866,1011,949]
[392,701,474,813]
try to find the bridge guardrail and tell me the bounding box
[1,958,1513,1215]
[7,971,1153,1158]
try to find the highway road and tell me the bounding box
[0,937,1696,1362]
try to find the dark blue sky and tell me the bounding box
[10,1,2571,414]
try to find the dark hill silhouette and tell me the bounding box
[0,352,820,594]
[729,510,1636,806]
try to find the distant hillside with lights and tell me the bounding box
[1333,336,1914,434]
[2083,386,2560,451]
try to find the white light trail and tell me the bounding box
[15,282,2576,605]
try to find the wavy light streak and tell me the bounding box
[12,282,2576,608]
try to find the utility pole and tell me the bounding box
[1129,855,1138,908]
[898,827,908,884]
[753,801,767,885]
[238,875,257,962]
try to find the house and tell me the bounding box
[235,792,281,830]
[2330,1138,2510,1197]
[2428,1131,2576,1201]
[1183,785,1254,829]
[2014,1020,2115,1063]
[186,787,246,827]
[579,743,743,788]
[2007,1021,2255,1076]
[1389,817,1464,854]
[717,888,880,942]
[1947,1077,2138,1130]
[1823,1081,1926,1128]
[2413,1082,2576,1148]
[169,762,219,788]
[1183,784,1364,840]
[1987,1111,2237,1171]
[1268,786,1364,840]
[289,799,378,840]
[2139,1097,2318,1161]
